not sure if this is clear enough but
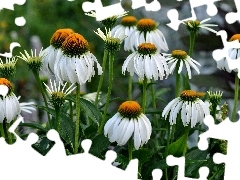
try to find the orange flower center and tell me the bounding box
[0,78,13,91]
[138,43,157,55]
[61,33,89,57]
[180,90,198,101]
[121,16,137,27]
[118,101,142,119]
[137,18,157,32]
[50,28,74,49]
[172,50,187,59]
[229,34,240,42]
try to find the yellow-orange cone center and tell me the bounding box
[50,28,74,49]
[118,101,142,119]
[61,33,89,57]
[121,16,138,27]
[137,18,156,32]
[172,50,187,59]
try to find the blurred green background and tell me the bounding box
[1,0,240,112]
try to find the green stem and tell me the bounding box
[6,122,13,144]
[32,71,51,126]
[95,50,108,106]
[55,107,61,132]
[183,125,191,156]
[128,139,133,161]
[175,62,181,97]
[98,51,114,134]
[231,72,239,122]
[142,78,148,113]
[74,83,81,154]
[128,74,133,100]
[150,80,158,127]
[189,31,196,57]
[0,123,5,138]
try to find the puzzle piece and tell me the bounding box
[198,114,240,180]
[152,169,163,180]
[167,0,221,31]
[225,0,240,24]
[0,0,26,11]
[212,30,240,78]
[131,0,161,11]
[0,42,21,58]
[82,0,125,21]
[0,116,140,180]
[166,155,209,180]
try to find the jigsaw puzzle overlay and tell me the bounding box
[1,0,240,179]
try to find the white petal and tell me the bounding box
[133,120,141,150]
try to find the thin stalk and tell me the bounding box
[0,123,5,138]
[142,78,148,113]
[6,122,13,144]
[95,50,108,106]
[128,75,133,100]
[128,139,133,161]
[150,80,158,127]
[74,83,81,154]
[32,71,51,126]
[175,62,181,97]
[183,125,191,156]
[98,51,114,134]
[165,124,171,180]
[55,107,61,132]
[231,72,239,122]
[189,31,196,57]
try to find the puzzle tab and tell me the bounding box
[167,0,221,31]
[225,0,240,24]
[212,30,240,78]
[198,114,240,180]
[166,155,209,180]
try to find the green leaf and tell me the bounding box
[80,98,102,126]
[164,133,188,157]
[32,134,55,156]
[89,134,111,158]
[59,112,75,151]
[185,148,208,176]
[133,148,153,164]
[18,122,48,132]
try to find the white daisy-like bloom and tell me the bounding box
[104,101,152,150]
[125,18,168,52]
[0,56,17,78]
[94,28,126,52]
[0,78,21,123]
[216,34,240,73]
[41,28,74,75]
[54,33,102,85]
[182,18,218,34]
[122,43,169,81]
[164,50,201,79]
[162,90,210,128]
[111,16,137,51]
[17,96,36,114]
[43,79,76,108]
[18,48,45,72]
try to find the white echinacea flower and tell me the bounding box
[216,34,240,73]
[43,79,76,109]
[182,18,218,34]
[41,28,74,75]
[0,78,20,123]
[54,33,102,85]
[104,101,152,150]
[125,18,168,52]
[111,16,138,51]
[122,43,169,81]
[162,90,210,128]
[165,50,201,79]
[94,28,126,52]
